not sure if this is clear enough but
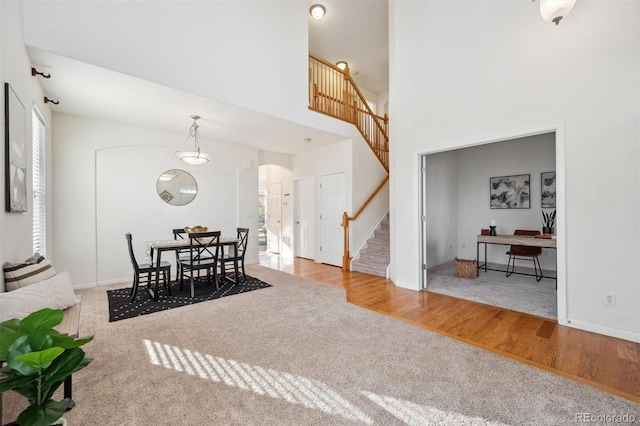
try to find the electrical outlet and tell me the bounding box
[605,294,616,306]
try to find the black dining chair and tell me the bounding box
[219,227,249,284]
[178,231,221,298]
[172,228,190,278]
[126,233,171,301]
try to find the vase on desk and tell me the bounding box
[542,227,554,234]
[489,226,497,236]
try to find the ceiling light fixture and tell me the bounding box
[536,0,576,25]
[176,115,210,165]
[309,4,325,20]
[336,61,348,71]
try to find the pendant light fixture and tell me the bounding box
[176,115,210,165]
[537,0,576,25]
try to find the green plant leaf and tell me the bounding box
[50,333,94,349]
[0,318,21,332]
[14,347,64,371]
[19,309,64,334]
[16,398,67,426]
[0,368,36,393]
[42,348,86,387]
[6,335,38,376]
[27,331,54,352]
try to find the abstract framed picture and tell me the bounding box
[490,174,530,209]
[4,82,27,212]
[541,171,556,208]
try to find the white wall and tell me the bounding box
[390,1,640,341]
[456,134,556,269]
[425,151,458,268]
[52,114,258,287]
[0,1,52,291]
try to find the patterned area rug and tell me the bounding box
[107,275,272,322]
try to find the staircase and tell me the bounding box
[351,216,389,277]
[308,53,390,272]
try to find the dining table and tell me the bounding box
[146,236,240,300]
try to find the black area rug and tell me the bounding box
[107,275,272,322]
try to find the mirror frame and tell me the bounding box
[156,169,198,206]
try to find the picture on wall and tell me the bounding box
[4,83,27,213]
[541,171,556,208]
[490,174,530,209]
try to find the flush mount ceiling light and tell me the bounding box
[176,115,210,165]
[536,0,576,25]
[336,61,348,71]
[309,4,325,20]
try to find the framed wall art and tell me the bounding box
[490,174,530,209]
[541,171,556,208]
[4,82,27,212]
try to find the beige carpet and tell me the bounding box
[427,261,557,319]
[3,265,638,425]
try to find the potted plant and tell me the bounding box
[0,308,93,426]
[542,209,556,234]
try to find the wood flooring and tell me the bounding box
[258,253,640,403]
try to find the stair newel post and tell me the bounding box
[342,211,351,271]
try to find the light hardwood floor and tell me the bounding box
[259,252,640,403]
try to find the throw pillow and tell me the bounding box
[3,252,57,291]
[0,271,77,323]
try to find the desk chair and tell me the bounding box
[178,231,220,298]
[220,227,249,284]
[506,229,542,281]
[126,233,171,301]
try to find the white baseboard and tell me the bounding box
[566,319,640,343]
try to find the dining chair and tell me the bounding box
[505,229,542,281]
[219,227,249,284]
[178,231,221,298]
[172,228,190,279]
[126,232,171,301]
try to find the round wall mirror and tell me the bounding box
[156,169,198,206]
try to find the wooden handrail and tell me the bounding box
[308,54,389,171]
[342,176,389,270]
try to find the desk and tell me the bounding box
[476,234,557,283]
[147,237,239,300]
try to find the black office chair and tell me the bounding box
[125,233,171,301]
[506,229,542,281]
[178,231,221,298]
[219,228,249,284]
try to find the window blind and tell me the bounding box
[32,108,46,256]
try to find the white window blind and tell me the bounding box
[32,108,46,256]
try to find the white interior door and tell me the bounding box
[267,182,281,254]
[320,172,345,267]
[294,177,315,260]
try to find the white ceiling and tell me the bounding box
[26,1,389,155]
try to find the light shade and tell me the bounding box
[309,4,325,20]
[176,151,210,165]
[176,115,210,165]
[336,61,348,71]
[539,0,576,25]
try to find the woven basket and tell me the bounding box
[454,257,477,279]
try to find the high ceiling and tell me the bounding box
[308,0,389,95]
[27,1,389,155]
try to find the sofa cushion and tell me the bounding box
[0,271,77,323]
[3,253,57,291]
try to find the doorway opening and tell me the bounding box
[419,130,565,322]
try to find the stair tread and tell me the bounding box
[361,247,389,255]
[352,259,388,268]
